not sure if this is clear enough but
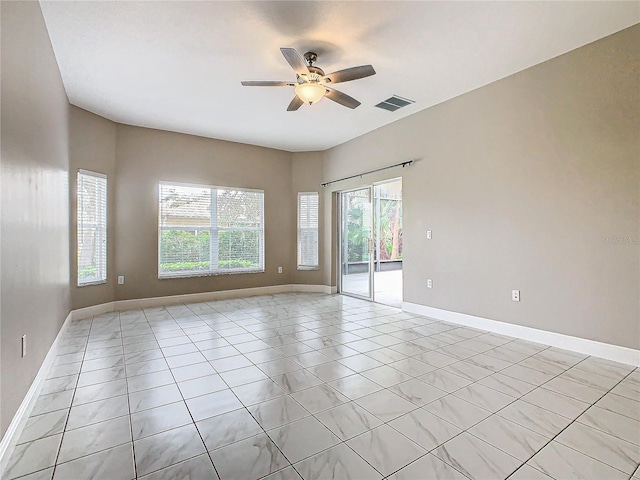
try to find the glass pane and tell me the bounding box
[341,187,372,299]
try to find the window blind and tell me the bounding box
[77,170,107,286]
[158,182,264,278]
[297,192,319,269]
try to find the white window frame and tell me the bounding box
[297,192,319,270]
[158,181,265,279]
[77,169,107,286]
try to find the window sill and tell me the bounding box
[297,266,320,271]
[159,269,265,280]
[78,280,107,287]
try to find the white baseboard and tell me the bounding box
[289,284,334,294]
[71,284,335,320]
[403,302,640,367]
[0,312,73,476]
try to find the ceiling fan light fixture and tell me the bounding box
[295,82,326,104]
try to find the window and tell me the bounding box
[159,182,264,278]
[297,192,319,270]
[77,170,107,286]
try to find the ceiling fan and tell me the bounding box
[241,47,376,111]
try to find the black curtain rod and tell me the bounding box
[320,160,414,188]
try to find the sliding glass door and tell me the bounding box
[340,186,373,300]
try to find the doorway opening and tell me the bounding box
[339,178,403,307]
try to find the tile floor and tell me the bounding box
[3,293,639,480]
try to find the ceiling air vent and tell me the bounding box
[375,95,415,112]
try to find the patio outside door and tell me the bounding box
[340,186,373,300]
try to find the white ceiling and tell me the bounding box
[40,1,638,152]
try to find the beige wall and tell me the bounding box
[290,152,325,285]
[114,125,294,300]
[69,107,117,310]
[323,25,639,349]
[1,2,70,435]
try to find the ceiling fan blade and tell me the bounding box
[280,48,309,75]
[287,96,304,111]
[322,65,376,84]
[324,87,361,109]
[241,81,294,87]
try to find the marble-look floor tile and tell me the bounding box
[528,441,628,480]
[248,395,310,430]
[452,383,516,413]
[355,389,417,422]
[134,424,206,477]
[72,379,128,406]
[209,433,289,480]
[131,401,192,440]
[268,416,340,464]
[389,409,462,451]
[543,376,607,404]
[346,424,426,476]
[256,358,303,377]
[364,348,404,364]
[128,383,182,413]
[577,406,640,446]
[442,361,493,382]
[388,453,468,480]
[509,464,553,480]
[170,361,216,382]
[500,364,554,386]
[9,467,54,480]
[31,390,74,416]
[17,409,68,444]
[556,421,640,474]
[611,377,640,401]
[52,443,134,480]
[596,392,640,421]
[220,365,268,387]
[389,379,447,406]
[477,372,535,398]
[291,384,349,413]
[293,443,382,480]
[66,394,129,430]
[388,357,436,377]
[125,358,169,378]
[4,434,62,479]
[260,466,302,480]
[40,374,79,395]
[58,415,131,463]
[308,361,355,382]
[498,399,572,438]
[138,454,219,480]
[315,401,382,440]
[78,366,126,387]
[468,414,549,461]
[418,370,472,393]
[178,374,227,399]
[197,407,262,451]
[272,369,323,393]
[233,378,287,405]
[185,389,243,421]
[327,374,383,399]
[520,387,590,420]
[361,365,411,388]
[423,395,491,430]
[127,370,175,393]
[336,353,384,372]
[435,432,521,480]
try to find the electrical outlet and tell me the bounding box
[117,275,125,285]
[278,267,283,274]
[512,290,520,302]
[21,335,27,358]
[427,230,432,240]
[427,279,433,289]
